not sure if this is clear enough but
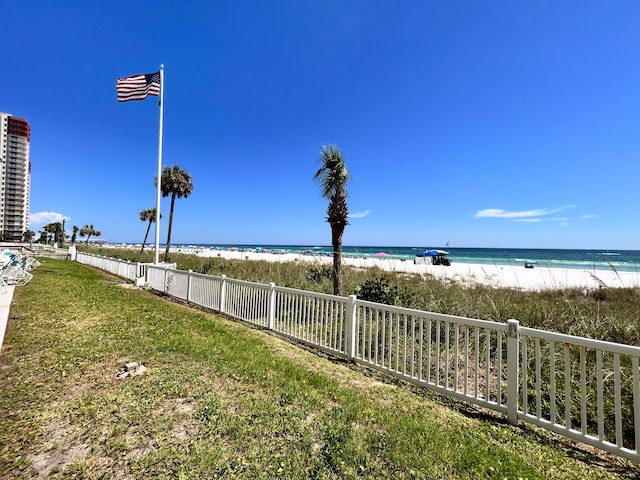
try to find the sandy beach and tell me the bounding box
[176,247,640,292]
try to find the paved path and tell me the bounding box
[0,286,16,354]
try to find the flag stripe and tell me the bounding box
[116,72,160,102]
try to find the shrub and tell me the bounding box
[201,262,212,275]
[356,278,398,305]
[307,265,332,283]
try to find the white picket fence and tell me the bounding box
[75,252,175,285]
[75,252,640,463]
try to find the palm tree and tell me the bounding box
[22,230,35,246]
[139,208,162,253]
[157,164,194,262]
[313,145,352,296]
[41,224,51,244]
[71,226,79,244]
[54,222,64,246]
[43,223,63,245]
[79,224,101,243]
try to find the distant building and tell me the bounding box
[0,113,31,241]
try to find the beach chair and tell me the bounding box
[21,254,40,270]
[27,256,41,269]
[1,258,33,286]
[0,250,17,267]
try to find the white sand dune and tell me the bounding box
[177,247,640,292]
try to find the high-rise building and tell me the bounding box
[0,113,31,241]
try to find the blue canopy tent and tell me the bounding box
[416,249,449,257]
[415,249,451,266]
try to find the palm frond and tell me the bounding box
[160,164,194,199]
[314,145,352,199]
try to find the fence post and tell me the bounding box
[135,262,145,287]
[187,270,192,302]
[164,267,169,294]
[507,318,520,425]
[220,275,227,314]
[268,283,276,330]
[346,295,357,361]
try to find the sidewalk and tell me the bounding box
[0,286,16,354]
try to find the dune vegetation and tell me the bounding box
[82,246,640,347]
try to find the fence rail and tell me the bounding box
[73,253,640,463]
[76,252,148,281]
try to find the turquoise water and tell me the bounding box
[167,244,640,273]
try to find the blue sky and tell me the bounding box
[3,1,640,249]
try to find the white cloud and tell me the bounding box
[581,214,597,219]
[29,211,70,230]
[349,210,371,219]
[474,205,576,219]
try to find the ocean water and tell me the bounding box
[168,244,640,273]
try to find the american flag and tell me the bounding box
[116,71,160,102]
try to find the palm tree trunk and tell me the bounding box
[331,223,344,296]
[141,221,152,253]
[164,194,176,262]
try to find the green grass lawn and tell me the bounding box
[0,258,637,479]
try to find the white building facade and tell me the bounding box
[0,113,31,241]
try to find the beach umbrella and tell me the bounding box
[425,249,449,256]
[375,252,389,257]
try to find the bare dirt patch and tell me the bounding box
[168,419,191,441]
[28,438,89,479]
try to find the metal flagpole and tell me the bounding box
[154,64,165,264]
